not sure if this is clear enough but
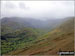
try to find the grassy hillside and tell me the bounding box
[7,17,74,55]
[1,27,39,54]
[1,17,50,54]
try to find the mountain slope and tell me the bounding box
[1,27,39,54]
[9,17,74,55]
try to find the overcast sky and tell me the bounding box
[1,1,74,20]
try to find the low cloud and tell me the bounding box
[1,1,74,20]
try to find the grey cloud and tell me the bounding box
[5,2,16,9]
[19,2,26,9]
[1,1,74,19]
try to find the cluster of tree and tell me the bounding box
[1,27,38,54]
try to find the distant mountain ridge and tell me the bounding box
[1,17,64,30]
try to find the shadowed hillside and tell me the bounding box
[1,17,63,55]
[6,17,74,55]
